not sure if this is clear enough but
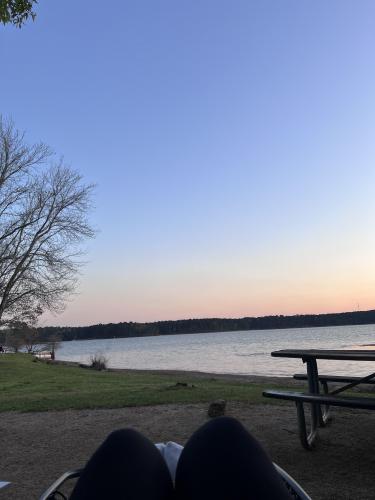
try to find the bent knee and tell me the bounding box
[206,416,246,434]
[103,428,144,448]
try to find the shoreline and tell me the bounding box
[52,358,298,386]
[109,367,296,385]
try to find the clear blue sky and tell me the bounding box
[1,1,375,326]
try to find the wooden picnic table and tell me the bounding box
[272,348,375,398]
[272,348,375,401]
[263,349,375,448]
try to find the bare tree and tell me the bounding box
[45,333,62,359]
[23,330,40,353]
[0,117,95,325]
[21,321,43,353]
[4,323,27,352]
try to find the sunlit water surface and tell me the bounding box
[57,324,375,377]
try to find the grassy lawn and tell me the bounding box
[0,354,281,412]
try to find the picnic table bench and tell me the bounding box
[263,349,375,449]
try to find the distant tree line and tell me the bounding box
[37,309,375,343]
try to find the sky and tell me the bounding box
[1,1,375,326]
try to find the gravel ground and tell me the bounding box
[1,371,374,499]
[1,399,375,499]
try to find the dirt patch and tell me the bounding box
[1,402,375,499]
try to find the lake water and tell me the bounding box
[56,324,375,377]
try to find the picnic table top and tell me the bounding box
[271,349,375,361]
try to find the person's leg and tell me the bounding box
[175,417,291,500]
[70,429,174,500]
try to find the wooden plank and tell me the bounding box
[263,390,375,410]
[271,349,375,361]
[293,373,375,384]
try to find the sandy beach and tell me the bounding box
[1,371,374,499]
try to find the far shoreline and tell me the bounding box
[40,318,375,345]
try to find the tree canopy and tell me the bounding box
[0,0,38,27]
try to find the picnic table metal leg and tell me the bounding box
[295,400,317,450]
[304,358,332,426]
[305,358,322,429]
[320,380,331,424]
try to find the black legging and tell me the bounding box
[70,417,291,499]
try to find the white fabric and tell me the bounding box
[155,442,183,482]
[0,481,10,489]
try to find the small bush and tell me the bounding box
[89,354,108,371]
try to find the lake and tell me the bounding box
[56,324,375,377]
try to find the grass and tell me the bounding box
[0,354,282,412]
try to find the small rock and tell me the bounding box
[207,399,226,418]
